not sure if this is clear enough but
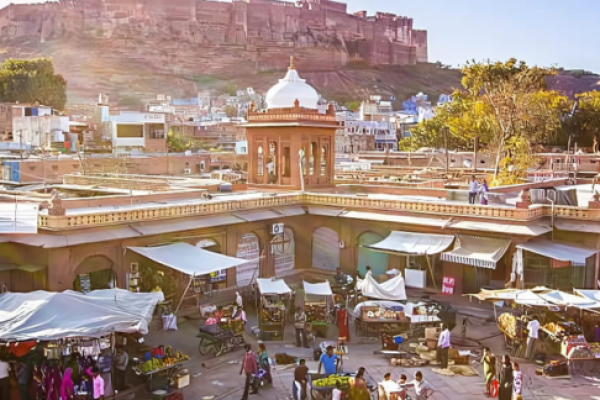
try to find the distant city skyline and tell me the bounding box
[1,0,599,73]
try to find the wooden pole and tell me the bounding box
[174,275,193,315]
[426,255,437,289]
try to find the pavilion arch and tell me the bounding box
[357,231,389,277]
[73,255,116,292]
[312,227,340,271]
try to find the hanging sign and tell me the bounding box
[441,276,455,295]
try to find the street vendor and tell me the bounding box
[335,267,350,285]
[232,306,248,324]
[318,346,340,376]
[526,317,540,359]
[360,266,372,280]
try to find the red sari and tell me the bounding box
[337,309,350,342]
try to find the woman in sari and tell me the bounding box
[349,367,370,400]
[498,355,513,400]
[481,347,496,396]
[257,343,272,385]
[61,368,75,400]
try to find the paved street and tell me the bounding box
[146,297,600,400]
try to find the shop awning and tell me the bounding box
[126,243,250,276]
[257,278,292,295]
[441,235,511,269]
[307,207,344,217]
[274,207,306,217]
[339,211,449,228]
[574,289,600,308]
[365,231,454,255]
[234,210,284,222]
[0,289,163,341]
[556,220,600,234]
[133,214,244,236]
[517,238,598,266]
[303,281,333,296]
[448,221,551,236]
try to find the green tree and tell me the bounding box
[0,58,67,110]
[167,129,192,152]
[572,91,600,146]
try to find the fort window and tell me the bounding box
[116,125,143,138]
[310,142,316,175]
[320,146,327,176]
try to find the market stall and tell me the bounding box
[0,289,171,400]
[303,281,333,338]
[256,278,292,341]
[126,243,254,314]
[364,231,455,289]
[352,301,410,338]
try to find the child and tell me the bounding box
[332,381,343,400]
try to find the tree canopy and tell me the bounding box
[0,58,67,110]
[399,58,593,186]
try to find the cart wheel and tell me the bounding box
[199,339,215,356]
[231,336,244,346]
[311,389,330,400]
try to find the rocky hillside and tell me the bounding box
[0,37,460,107]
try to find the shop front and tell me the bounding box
[441,235,511,295]
[514,238,599,290]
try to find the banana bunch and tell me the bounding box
[313,375,350,388]
[139,358,164,373]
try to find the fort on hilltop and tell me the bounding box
[0,0,427,102]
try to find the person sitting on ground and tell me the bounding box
[407,371,434,400]
[393,374,408,400]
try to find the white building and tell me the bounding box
[4,105,69,149]
[106,111,166,153]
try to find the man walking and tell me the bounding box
[240,344,258,400]
[295,307,309,348]
[468,176,478,204]
[437,323,451,369]
[526,318,540,359]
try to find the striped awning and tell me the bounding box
[441,235,511,270]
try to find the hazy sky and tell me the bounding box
[1,0,599,72]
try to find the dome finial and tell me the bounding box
[289,56,296,70]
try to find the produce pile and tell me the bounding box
[137,347,189,374]
[543,321,582,338]
[261,307,283,323]
[498,313,516,336]
[312,375,350,389]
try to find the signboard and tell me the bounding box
[442,276,455,295]
[0,203,38,234]
[79,274,91,293]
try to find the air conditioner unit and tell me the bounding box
[271,223,284,235]
[183,168,191,174]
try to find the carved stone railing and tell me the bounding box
[39,191,593,230]
[38,193,304,229]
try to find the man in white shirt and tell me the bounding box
[437,323,451,369]
[236,291,243,307]
[0,359,10,400]
[468,176,479,204]
[526,318,540,359]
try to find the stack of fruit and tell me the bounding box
[312,375,350,389]
[498,313,517,337]
[138,358,164,373]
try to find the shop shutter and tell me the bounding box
[357,232,388,277]
[312,227,340,271]
[273,228,295,277]
[236,233,260,286]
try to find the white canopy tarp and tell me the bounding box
[0,289,163,341]
[539,290,599,307]
[514,290,553,307]
[441,235,511,269]
[574,290,600,309]
[517,238,598,266]
[303,281,333,296]
[357,273,407,301]
[365,231,454,255]
[257,278,292,295]
[127,243,251,276]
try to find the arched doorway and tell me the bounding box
[273,227,295,277]
[357,232,388,277]
[236,233,260,286]
[312,227,340,271]
[73,255,116,292]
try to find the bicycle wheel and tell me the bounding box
[198,338,215,356]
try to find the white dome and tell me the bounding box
[265,60,319,110]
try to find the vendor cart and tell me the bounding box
[197,324,245,357]
[257,278,292,341]
[308,372,378,400]
[304,281,334,339]
[353,301,410,338]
